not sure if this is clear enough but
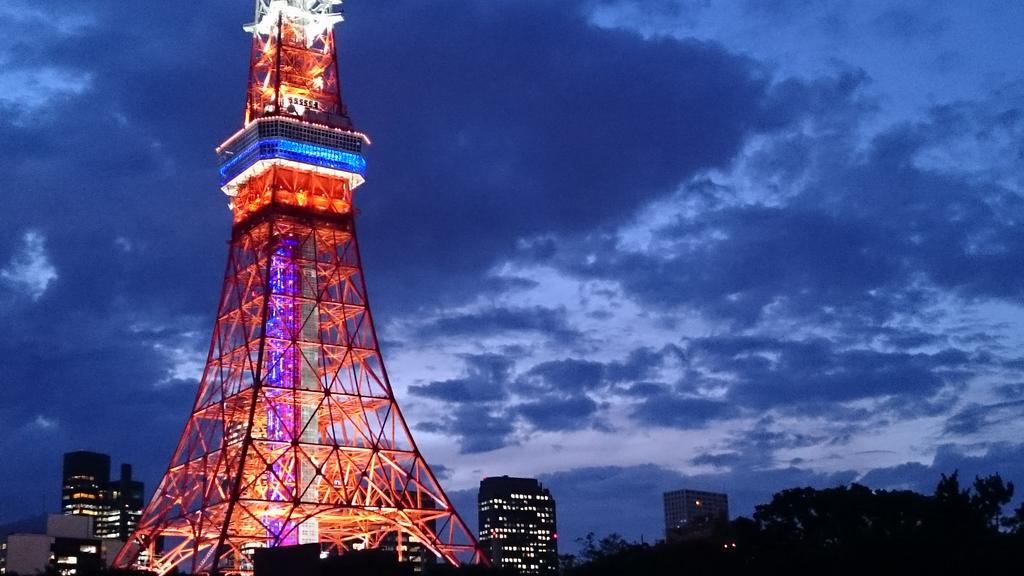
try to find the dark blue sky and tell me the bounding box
[1,0,1023,549]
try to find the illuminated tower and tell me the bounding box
[113,1,483,573]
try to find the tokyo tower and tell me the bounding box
[114,1,484,573]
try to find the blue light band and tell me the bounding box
[219,138,367,185]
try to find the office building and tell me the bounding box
[100,464,145,542]
[62,451,110,519]
[663,488,728,540]
[478,476,558,575]
[0,515,102,576]
[62,451,144,541]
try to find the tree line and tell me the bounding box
[561,471,1024,575]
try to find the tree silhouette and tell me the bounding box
[560,471,1023,576]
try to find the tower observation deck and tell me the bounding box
[113,1,485,574]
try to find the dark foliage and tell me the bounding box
[320,549,412,576]
[562,472,1024,576]
[424,564,518,576]
[29,565,152,569]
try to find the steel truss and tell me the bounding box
[245,0,347,126]
[114,1,483,573]
[116,197,484,574]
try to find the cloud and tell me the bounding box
[684,336,973,410]
[409,353,512,404]
[631,393,735,429]
[0,68,93,115]
[0,1,94,34]
[417,306,582,341]
[1,231,58,301]
[114,237,133,252]
[411,354,517,453]
[150,332,207,387]
[943,400,1024,436]
[518,359,607,395]
[514,78,1024,336]
[516,396,600,432]
[338,0,815,309]
[420,405,517,454]
[30,415,59,431]
[861,442,1024,497]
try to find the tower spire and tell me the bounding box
[113,2,485,574]
[244,0,350,127]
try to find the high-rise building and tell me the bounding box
[99,465,145,541]
[62,452,144,541]
[478,476,558,575]
[663,488,728,540]
[62,451,110,521]
[112,1,484,573]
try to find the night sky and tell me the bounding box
[2,0,1024,550]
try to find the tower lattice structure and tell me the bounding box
[114,1,483,573]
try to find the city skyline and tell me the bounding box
[1,0,1023,553]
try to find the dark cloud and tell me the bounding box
[424,405,517,454]
[415,332,990,440]
[943,400,1024,436]
[409,354,512,404]
[631,393,735,429]
[411,346,697,444]
[507,336,978,429]
[509,346,694,430]
[518,359,607,395]
[996,383,1024,399]
[417,306,581,341]
[690,452,744,468]
[606,345,686,383]
[410,354,518,453]
[622,382,670,397]
[516,396,599,432]
[861,443,1024,498]
[337,0,814,307]
[530,82,1024,333]
[517,345,685,395]
[683,413,865,478]
[685,336,974,409]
